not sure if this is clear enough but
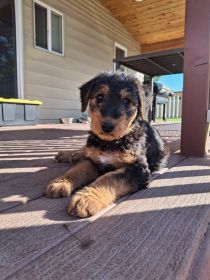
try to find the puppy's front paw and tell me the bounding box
[55,151,72,163]
[46,177,73,198]
[67,189,105,218]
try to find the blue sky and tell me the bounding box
[158,74,183,92]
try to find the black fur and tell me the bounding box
[82,72,169,191]
[87,119,169,174]
[80,72,144,118]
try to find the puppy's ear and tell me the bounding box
[134,79,146,119]
[79,79,95,112]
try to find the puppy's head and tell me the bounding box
[80,72,145,141]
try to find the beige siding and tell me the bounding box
[23,0,141,122]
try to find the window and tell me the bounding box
[34,0,64,55]
[114,42,127,72]
[34,3,47,49]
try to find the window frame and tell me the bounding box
[113,42,128,72]
[33,0,64,56]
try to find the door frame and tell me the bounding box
[14,0,24,99]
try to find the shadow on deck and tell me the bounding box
[0,123,210,280]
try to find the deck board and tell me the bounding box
[0,124,180,213]
[4,157,210,280]
[0,154,184,279]
[0,163,69,212]
[0,197,72,279]
[0,128,87,212]
[1,123,209,279]
[188,224,210,280]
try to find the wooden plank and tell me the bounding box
[0,144,179,212]
[0,128,86,212]
[188,224,210,280]
[0,149,184,279]
[0,164,69,212]
[102,0,185,18]
[101,0,185,47]
[141,38,184,53]
[0,123,179,213]
[0,197,79,279]
[139,30,184,45]
[0,153,184,279]
[126,19,184,34]
[0,157,166,277]
[6,157,210,280]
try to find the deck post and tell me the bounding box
[181,0,210,157]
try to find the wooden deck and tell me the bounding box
[0,123,210,280]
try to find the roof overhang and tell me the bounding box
[114,48,184,77]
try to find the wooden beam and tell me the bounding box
[141,38,184,53]
[139,30,184,45]
[181,0,210,157]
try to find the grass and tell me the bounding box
[155,117,182,123]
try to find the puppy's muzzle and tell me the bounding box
[101,121,115,133]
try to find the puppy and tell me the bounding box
[46,72,169,218]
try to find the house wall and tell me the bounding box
[22,0,141,123]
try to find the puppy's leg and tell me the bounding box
[46,159,99,198]
[55,147,86,164]
[68,163,150,218]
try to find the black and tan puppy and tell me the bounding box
[46,72,169,218]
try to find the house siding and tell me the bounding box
[23,0,141,122]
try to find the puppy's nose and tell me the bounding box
[101,121,115,133]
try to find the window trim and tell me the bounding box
[33,0,64,56]
[113,42,128,72]
[15,0,24,98]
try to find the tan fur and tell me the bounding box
[89,110,137,141]
[67,168,132,218]
[95,84,109,96]
[119,88,132,99]
[55,148,86,164]
[46,159,99,198]
[88,85,109,110]
[85,146,136,168]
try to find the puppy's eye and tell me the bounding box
[123,98,131,106]
[96,94,104,104]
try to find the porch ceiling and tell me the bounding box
[101,0,186,53]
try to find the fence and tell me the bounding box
[155,92,182,119]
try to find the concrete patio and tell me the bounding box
[0,123,210,280]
